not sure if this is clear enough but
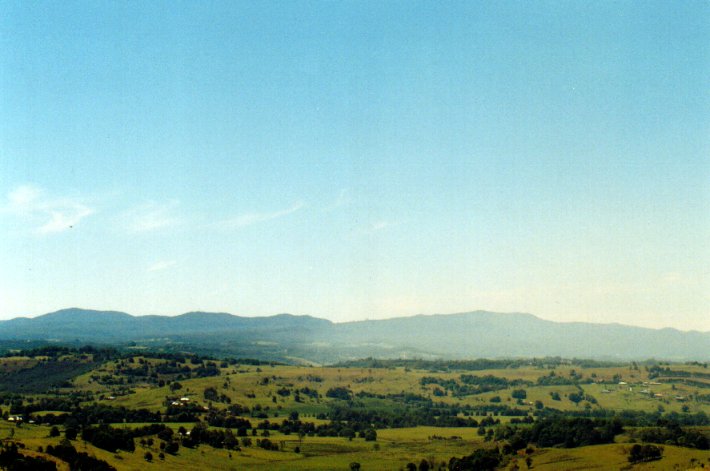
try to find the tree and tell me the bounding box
[326,387,352,400]
[164,441,179,455]
[349,463,361,471]
[568,391,584,405]
[224,430,238,450]
[628,444,663,463]
[449,448,501,471]
[49,426,60,437]
[364,429,377,441]
[144,451,153,462]
[203,387,219,401]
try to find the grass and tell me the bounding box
[514,443,710,470]
[1,356,709,470]
[6,415,705,471]
[53,359,710,418]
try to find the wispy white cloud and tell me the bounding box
[7,185,42,214]
[370,221,392,231]
[222,202,304,229]
[364,220,398,234]
[122,200,181,233]
[3,185,95,234]
[147,260,177,272]
[324,188,351,212]
[39,207,94,234]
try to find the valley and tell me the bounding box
[0,346,707,470]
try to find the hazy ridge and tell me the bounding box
[0,308,707,362]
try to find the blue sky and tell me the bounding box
[1,1,708,330]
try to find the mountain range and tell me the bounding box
[0,308,707,363]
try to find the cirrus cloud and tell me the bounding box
[121,200,182,233]
[147,259,177,272]
[221,201,304,229]
[3,185,95,234]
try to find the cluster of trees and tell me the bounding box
[328,402,480,429]
[648,365,710,379]
[444,416,626,470]
[163,402,206,422]
[45,441,115,471]
[0,345,280,408]
[535,407,710,428]
[76,422,249,455]
[76,423,179,454]
[528,417,622,448]
[203,386,231,404]
[420,375,531,397]
[96,357,222,388]
[325,386,352,400]
[181,423,239,449]
[2,345,119,361]
[250,416,377,441]
[637,422,709,450]
[205,409,252,429]
[628,444,663,463]
[0,359,97,394]
[401,458,446,471]
[81,425,135,453]
[5,395,82,415]
[323,390,529,430]
[486,416,623,451]
[566,389,597,405]
[0,442,56,471]
[355,391,433,404]
[336,357,623,371]
[469,404,529,416]
[35,404,161,427]
[460,375,530,389]
[448,448,503,471]
[536,370,592,386]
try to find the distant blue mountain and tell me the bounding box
[0,308,331,340]
[0,308,707,362]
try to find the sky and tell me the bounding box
[1,1,708,330]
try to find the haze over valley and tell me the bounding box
[1,308,707,364]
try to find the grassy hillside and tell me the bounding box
[0,350,708,470]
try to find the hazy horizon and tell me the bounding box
[2,2,708,330]
[4,306,709,334]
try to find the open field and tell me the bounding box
[62,359,710,416]
[520,444,710,470]
[0,351,708,470]
[0,420,708,470]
